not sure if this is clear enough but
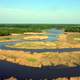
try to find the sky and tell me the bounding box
[0,0,80,24]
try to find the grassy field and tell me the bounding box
[67,33,80,44]
[0,35,22,42]
[8,41,80,49]
[0,50,80,67]
[9,42,57,49]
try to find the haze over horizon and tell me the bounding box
[0,0,80,24]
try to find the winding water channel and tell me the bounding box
[0,41,80,53]
[0,42,80,79]
[0,61,80,80]
[0,29,80,53]
[0,29,80,79]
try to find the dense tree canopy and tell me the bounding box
[0,24,80,36]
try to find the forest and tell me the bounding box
[0,24,80,36]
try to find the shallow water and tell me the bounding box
[0,41,80,53]
[25,29,64,41]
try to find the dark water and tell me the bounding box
[0,41,80,53]
[0,61,80,79]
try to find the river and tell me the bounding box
[0,61,80,79]
[0,41,80,53]
[0,29,80,79]
[0,29,80,53]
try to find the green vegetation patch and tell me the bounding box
[26,58,38,62]
[0,37,16,40]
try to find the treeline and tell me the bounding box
[0,24,61,36]
[64,26,80,32]
[0,24,80,36]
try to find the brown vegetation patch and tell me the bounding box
[0,50,80,67]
